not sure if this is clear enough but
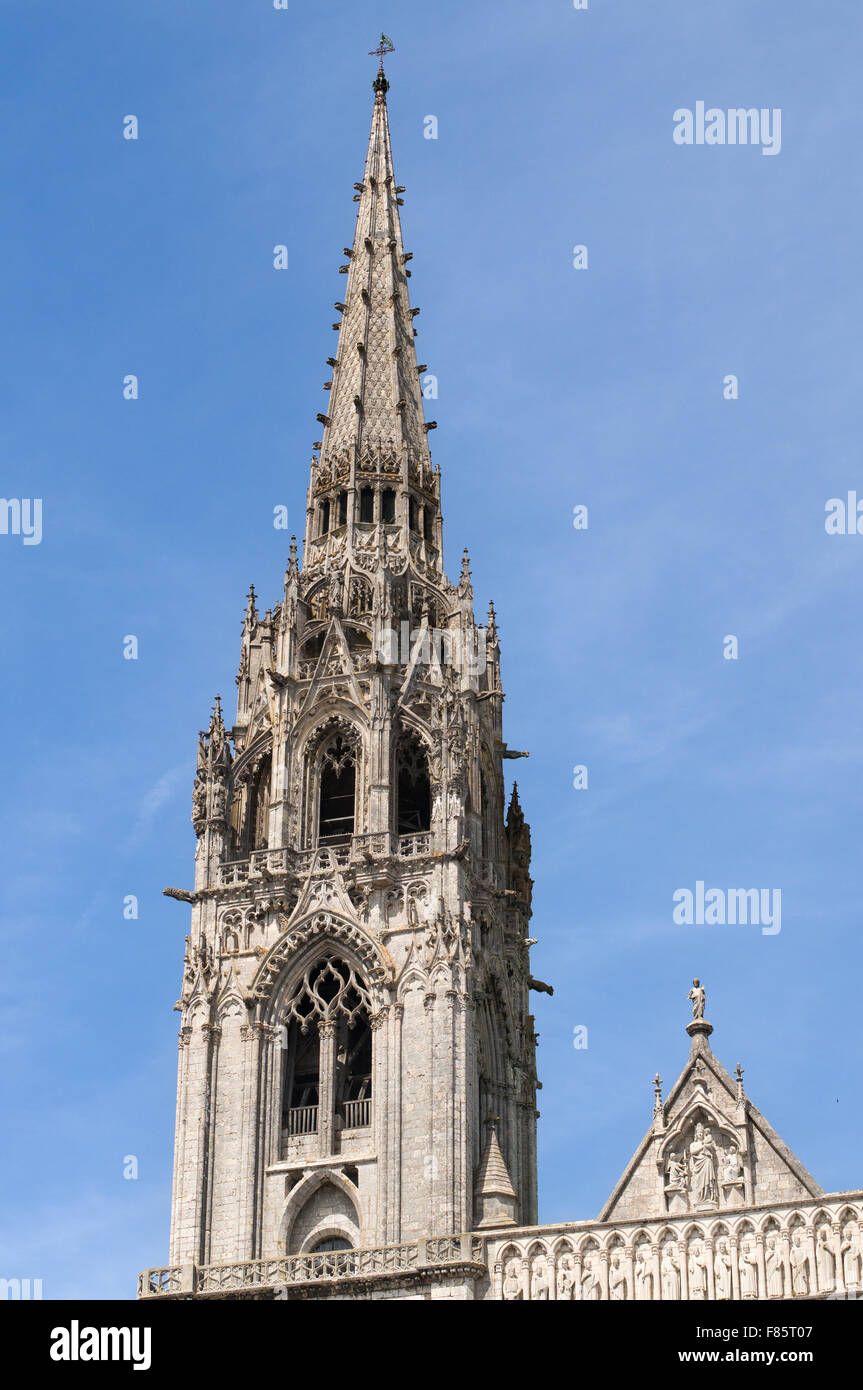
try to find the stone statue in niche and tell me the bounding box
[556,1254,575,1300]
[608,1250,627,1300]
[789,1230,810,1295]
[765,1236,784,1298]
[502,1258,522,1301]
[661,1241,681,1300]
[720,1144,745,1207]
[689,1123,719,1206]
[816,1227,836,1292]
[841,1224,861,1288]
[688,1240,708,1299]
[739,1236,759,1298]
[530,1256,550,1300]
[634,1246,655,1300]
[666,1152,687,1190]
[714,1238,732,1299]
[581,1252,601,1301]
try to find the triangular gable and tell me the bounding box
[600,1026,822,1223]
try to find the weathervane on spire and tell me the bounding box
[368,32,395,72]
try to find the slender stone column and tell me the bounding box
[781,1231,793,1299]
[756,1235,767,1301]
[729,1237,741,1300]
[833,1222,847,1295]
[679,1240,689,1301]
[237,1022,264,1259]
[704,1240,716,1300]
[624,1245,636,1302]
[317,1020,337,1158]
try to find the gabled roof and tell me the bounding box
[600,1009,823,1224]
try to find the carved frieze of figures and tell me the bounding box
[490,1199,863,1300]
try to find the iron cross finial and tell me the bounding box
[368,33,395,72]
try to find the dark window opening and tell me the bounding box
[397,736,431,835]
[251,757,271,850]
[424,506,434,541]
[408,497,418,532]
[381,488,396,524]
[300,631,325,661]
[359,487,374,523]
[338,490,348,527]
[318,739,356,844]
[334,1014,372,1106]
[283,1016,320,1119]
[312,1237,353,1252]
[320,499,330,535]
[481,772,492,859]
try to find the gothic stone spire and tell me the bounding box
[304,73,441,576]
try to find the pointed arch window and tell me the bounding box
[359,487,374,523]
[319,499,331,536]
[381,488,396,524]
[338,490,348,527]
[396,732,431,835]
[281,956,373,1152]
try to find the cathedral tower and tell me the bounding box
[164,64,538,1281]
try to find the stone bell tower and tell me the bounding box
[162,61,538,1287]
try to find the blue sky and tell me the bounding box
[1,1,861,1298]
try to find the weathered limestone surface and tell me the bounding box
[139,72,859,1305]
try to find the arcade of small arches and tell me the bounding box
[228,719,433,857]
[314,483,436,544]
[491,1200,863,1301]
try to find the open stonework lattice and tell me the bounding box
[143,68,860,1303]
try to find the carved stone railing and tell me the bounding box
[483,1192,863,1301]
[216,832,433,888]
[397,831,431,859]
[138,1234,486,1299]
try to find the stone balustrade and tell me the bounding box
[215,832,433,888]
[138,1234,486,1300]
